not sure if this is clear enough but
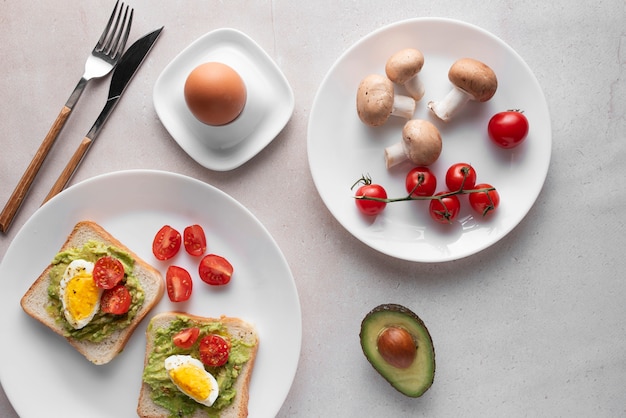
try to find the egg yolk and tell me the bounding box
[64,271,100,321]
[169,364,213,401]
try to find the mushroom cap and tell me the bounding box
[356,74,395,127]
[401,119,442,166]
[448,58,497,102]
[385,48,425,84]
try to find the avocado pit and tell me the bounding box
[377,326,417,369]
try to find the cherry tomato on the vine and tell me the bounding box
[469,183,500,217]
[353,177,387,216]
[152,225,181,261]
[445,163,476,192]
[405,167,437,197]
[487,110,529,149]
[429,192,461,224]
[166,265,193,302]
[184,224,207,256]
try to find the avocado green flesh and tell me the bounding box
[360,305,435,397]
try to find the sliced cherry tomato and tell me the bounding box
[198,254,233,286]
[152,225,181,261]
[487,110,529,149]
[199,334,231,367]
[405,166,437,197]
[429,192,461,224]
[184,224,207,257]
[93,256,125,289]
[166,265,193,302]
[173,327,201,349]
[469,183,500,217]
[101,284,132,315]
[445,163,477,192]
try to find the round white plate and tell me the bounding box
[154,28,295,171]
[0,170,301,418]
[308,18,551,262]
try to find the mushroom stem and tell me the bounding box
[384,142,408,168]
[392,95,417,120]
[427,87,472,122]
[404,77,425,101]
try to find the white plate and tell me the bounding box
[307,18,551,262]
[154,28,294,171]
[0,170,301,418]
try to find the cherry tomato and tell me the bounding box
[487,110,529,149]
[469,183,500,217]
[173,327,201,349]
[101,284,132,315]
[93,256,125,289]
[405,167,437,197]
[199,254,233,286]
[166,265,193,302]
[429,192,461,224]
[199,334,231,367]
[353,177,387,216]
[152,225,181,261]
[184,224,207,257]
[445,163,477,192]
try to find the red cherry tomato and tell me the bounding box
[429,192,461,224]
[353,177,387,216]
[487,110,529,149]
[166,265,193,302]
[199,334,231,367]
[172,327,201,349]
[199,254,233,286]
[183,224,207,257]
[93,256,125,289]
[405,167,437,197]
[445,163,477,192]
[152,225,181,261]
[100,284,132,315]
[469,183,500,217]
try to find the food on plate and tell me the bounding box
[166,265,193,302]
[152,225,182,261]
[405,166,437,197]
[20,221,164,365]
[384,119,442,168]
[356,74,416,127]
[352,175,388,216]
[360,304,435,397]
[198,254,234,286]
[469,183,500,216]
[428,58,497,121]
[184,224,207,257]
[138,312,258,418]
[385,48,425,101]
[429,192,461,224]
[445,163,477,192]
[184,62,247,126]
[487,110,529,149]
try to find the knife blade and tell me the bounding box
[42,26,164,204]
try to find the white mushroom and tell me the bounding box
[428,58,497,122]
[356,74,416,127]
[385,48,425,101]
[384,119,442,169]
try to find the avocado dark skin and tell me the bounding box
[359,304,435,397]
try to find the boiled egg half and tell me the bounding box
[165,355,219,407]
[59,259,101,329]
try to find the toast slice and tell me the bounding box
[20,220,164,365]
[137,312,259,418]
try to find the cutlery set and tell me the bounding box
[0,1,162,233]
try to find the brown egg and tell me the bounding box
[184,62,247,126]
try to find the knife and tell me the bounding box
[42,26,164,204]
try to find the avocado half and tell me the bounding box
[359,304,435,397]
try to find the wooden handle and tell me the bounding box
[42,137,93,205]
[0,106,72,233]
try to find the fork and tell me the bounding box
[0,1,133,233]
